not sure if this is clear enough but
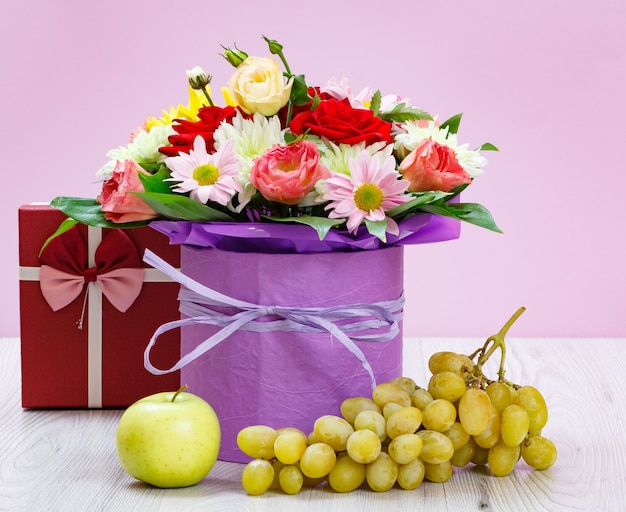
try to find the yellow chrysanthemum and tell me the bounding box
[145,87,207,131]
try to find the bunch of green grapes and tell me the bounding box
[237,307,557,495]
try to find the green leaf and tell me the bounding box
[138,166,173,194]
[364,219,388,242]
[478,142,499,152]
[370,90,382,116]
[378,103,433,123]
[133,192,234,222]
[39,217,78,255]
[440,113,463,135]
[420,202,502,233]
[290,74,312,105]
[139,162,166,174]
[385,191,451,218]
[49,197,150,228]
[262,215,344,240]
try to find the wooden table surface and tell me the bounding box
[1,336,624,511]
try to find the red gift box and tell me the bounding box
[18,204,181,408]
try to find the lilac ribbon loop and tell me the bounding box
[142,249,404,389]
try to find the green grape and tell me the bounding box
[450,438,476,467]
[279,464,304,495]
[388,433,423,464]
[372,382,412,408]
[307,430,319,445]
[397,457,426,490]
[346,429,382,464]
[428,351,474,376]
[500,404,530,447]
[386,406,423,439]
[276,426,307,438]
[328,453,366,493]
[241,459,274,495]
[422,399,457,432]
[471,444,490,466]
[299,443,337,479]
[389,376,418,395]
[474,403,501,449]
[365,452,398,492]
[417,430,454,464]
[423,460,453,483]
[340,396,381,425]
[269,459,286,490]
[521,436,557,470]
[314,415,354,452]
[443,422,471,450]
[513,386,548,432]
[237,425,278,460]
[301,467,327,488]
[354,410,387,441]
[410,388,434,410]
[487,439,520,477]
[382,402,403,420]
[428,371,467,402]
[486,381,513,414]
[458,388,492,435]
[274,428,307,465]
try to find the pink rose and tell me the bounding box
[250,140,330,205]
[398,139,471,192]
[97,160,158,223]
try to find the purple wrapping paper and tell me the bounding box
[176,245,405,463]
[150,212,460,253]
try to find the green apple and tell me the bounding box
[116,386,220,488]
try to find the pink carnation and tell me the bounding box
[250,140,330,205]
[399,139,471,192]
[97,160,158,223]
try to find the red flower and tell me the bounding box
[289,99,392,146]
[159,105,239,157]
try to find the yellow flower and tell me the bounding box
[145,87,206,131]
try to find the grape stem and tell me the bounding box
[469,307,526,386]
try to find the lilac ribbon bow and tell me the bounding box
[142,249,404,389]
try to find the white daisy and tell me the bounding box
[99,124,175,175]
[213,112,285,209]
[319,139,392,175]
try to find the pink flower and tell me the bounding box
[250,140,330,205]
[323,151,411,235]
[97,160,158,223]
[165,136,242,206]
[399,139,471,192]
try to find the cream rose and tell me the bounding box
[228,56,293,116]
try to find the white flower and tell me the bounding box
[99,125,175,175]
[394,120,487,178]
[319,139,391,175]
[213,112,284,209]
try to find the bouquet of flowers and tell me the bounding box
[51,35,499,250]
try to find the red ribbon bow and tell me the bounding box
[39,227,144,313]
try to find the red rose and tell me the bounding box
[159,105,239,156]
[289,99,392,146]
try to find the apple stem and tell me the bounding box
[171,384,188,402]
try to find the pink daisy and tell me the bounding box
[323,150,411,235]
[165,135,242,206]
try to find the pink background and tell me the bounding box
[2,1,624,338]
